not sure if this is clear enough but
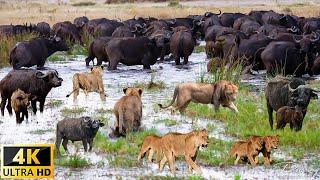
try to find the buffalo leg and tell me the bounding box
[108,60,118,70]
[15,112,21,124]
[31,100,37,114]
[88,139,93,151]
[143,64,151,69]
[39,99,45,113]
[174,56,181,65]
[62,139,69,153]
[0,97,7,116]
[6,98,12,115]
[267,104,274,130]
[183,56,189,65]
[82,139,88,152]
[55,136,62,155]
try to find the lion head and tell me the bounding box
[223,82,238,102]
[123,87,143,98]
[264,135,280,152]
[248,136,264,151]
[91,66,104,76]
[192,129,209,148]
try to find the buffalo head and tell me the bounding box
[49,36,69,51]
[36,70,63,87]
[288,84,319,108]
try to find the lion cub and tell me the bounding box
[111,87,143,137]
[229,136,264,166]
[259,135,279,165]
[137,135,162,163]
[159,129,209,174]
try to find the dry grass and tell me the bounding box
[0,1,320,25]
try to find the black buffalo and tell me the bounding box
[10,36,69,69]
[261,36,320,76]
[170,29,195,65]
[106,37,161,70]
[85,37,112,66]
[265,76,318,129]
[0,69,63,116]
[55,116,104,155]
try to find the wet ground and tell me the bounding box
[0,50,319,179]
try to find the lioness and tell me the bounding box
[137,135,162,163]
[66,66,106,102]
[112,87,143,137]
[159,129,209,173]
[229,136,264,166]
[158,80,238,114]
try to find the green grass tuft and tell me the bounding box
[55,154,90,168]
[60,107,86,117]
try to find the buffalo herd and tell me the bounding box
[0,10,320,128]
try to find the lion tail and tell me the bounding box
[66,74,80,97]
[158,86,178,109]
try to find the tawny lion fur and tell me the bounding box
[67,66,106,101]
[113,87,143,136]
[137,135,162,163]
[159,129,209,173]
[158,80,238,114]
[229,136,264,166]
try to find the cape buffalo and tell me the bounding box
[55,116,104,155]
[53,21,82,44]
[36,22,51,37]
[9,36,69,69]
[0,69,63,116]
[261,36,320,76]
[74,16,89,28]
[170,29,195,65]
[106,37,161,70]
[265,76,318,129]
[85,37,112,66]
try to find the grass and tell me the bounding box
[95,108,113,114]
[184,86,320,160]
[55,154,90,168]
[29,129,51,135]
[168,1,182,8]
[94,129,158,167]
[133,71,166,91]
[193,46,205,53]
[60,107,86,117]
[72,2,96,7]
[68,44,88,56]
[47,53,66,62]
[198,58,243,86]
[0,32,38,67]
[155,118,178,126]
[197,138,233,166]
[46,99,63,108]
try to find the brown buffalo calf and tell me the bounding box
[11,89,32,124]
[276,106,306,131]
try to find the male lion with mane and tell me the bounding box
[159,129,209,174]
[158,80,238,114]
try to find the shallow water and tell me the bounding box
[0,50,318,179]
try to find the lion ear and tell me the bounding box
[138,88,143,96]
[123,88,128,94]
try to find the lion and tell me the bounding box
[159,129,209,174]
[66,66,106,102]
[229,136,264,166]
[158,80,238,114]
[111,87,143,137]
[260,135,279,165]
[137,135,162,163]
